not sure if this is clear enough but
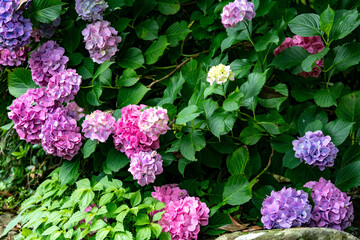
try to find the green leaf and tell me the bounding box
[80,190,95,211]
[330,9,360,41]
[0,215,22,237]
[221,35,236,52]
[78,58,95,79]
[319,5,335,37]
[150,223,162,238]
[99,193,114,206]
[90,220,107,232]
[130,191,141,207]
[82,139,97,159]
[113,18,132,32]
[178,158,192,177]
[135,19,159,41]
[31,0,66,23]
[135,214,150,226]
[95,228,110,240]
[42,226,59,236]
[254,30,279,52]
[305,120,323,132]
[342,145,360,167]
[258,84,288,110]
[158,0,180,15]
[223,175,252,206]
[117,69,139,87]
[106,148,130,172]
[336,91,360,125]
[335,161,360,191]
[223,89,244,112]
[227,147,249,175]
[144,36,169,65]
[288,13,322,37]
[180,130,206,161]
[239,126,263,145]
[64,23,81,54]
[175,105,201,125]
[87,86,103,106]
[118,48,144,70]
[331,42,360,73]
[117,83,149,109]
[283,150,301,169]
[98,68,112,86]
[271,46,311,70]
[8,68,36,98]
[230,59,253,78]
[301,47,329,72]
[209,111,237,138]
[93,61,115,81]
[69,52,84,66]
[323,119,354,146]
[202,99,218,120]
[165,21,191,47]
[159,232,172,240]
[132,0,156,19]
[136,227,151,240]
[314,82,344,108]
[257,111,285,135]
[59,160,80,185]
[240,72,267,100]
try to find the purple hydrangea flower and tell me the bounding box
[261,187,312,229]
[82,20,122,64]
[128,151,163,186]
[0,11,32,50]
[152,184,189,204]
[221,0,256,29]
[82,110,116,142]
[29,40,69,87]
[8,88,58,144]
[304,178,354,230]
[75,0,108,22]
[47,69,82,103]
[40,108,82,160]
[0,0,18,24]
[0,46,29,66]
[292,130,338,171]
[65,102,85,121]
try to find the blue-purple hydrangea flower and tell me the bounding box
[75,0,108,22]
[221,0,256,29]
[0,0,18,23]
[304,178,354,231]
[292,130,338,171]
[261,187,312,229]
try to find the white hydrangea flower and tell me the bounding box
[206,64,235,85]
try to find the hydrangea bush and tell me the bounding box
[2,0,360,239]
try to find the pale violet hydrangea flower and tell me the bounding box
[47,69,82,103]
[0,46,29,66]
[65,102,85,121]
[206,64,235,85]
[81,110,116,142]
[292,130,338,171]
[221,0,256,28]
[304,178,354,231]
[75,0,108,22]
[261,187,312,229]
[128,151,163,186]
[138,107,170,141]
[152,184,189,204]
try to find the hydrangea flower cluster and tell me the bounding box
[75,0,109,22]
[82,20,122,64]
[274,35,325,78]
[31,17,61,42]
[40,108,82,160]
[29,41,69,87]
[304,178,354,230]
[8,88,58,144]
[0,46,29,66]
[47,69,82,103]
[81,110,116,142]
[152,184,189,204]
[206,64,235,85]
[128,151,163,186]
[221,0,256,28]
[261,187,312,229]
[0,0,18,24]
[138,107,170,141]
[65,102,85,121]
[292,130,338,171]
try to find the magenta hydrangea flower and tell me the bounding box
[8,88,58,144]
[82,20,122,64]
[40,108,82,160]
[29,40,69,87]
[138,107,170,141]
[152,184,189,204]
[65,102,85,121]
[128,151,163,186]
[261,187,312,229]
[304,178,354,230]
[0,0,18,24]
[274,35,325,78]
[0,11,32,50]
[81,110,116,142]
[159,196,210,240]
[47,69,82,103]
[0,46,29,66]
[292,130,338,171]
[221,0,256,28]
[75,0,108,22]
[113,105,160,158]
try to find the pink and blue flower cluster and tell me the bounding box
[221,0,255,28]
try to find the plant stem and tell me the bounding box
[244,21,264,72]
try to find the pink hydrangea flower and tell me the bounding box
[152,184,189,204]
[8,88,58,144]
[40,108,82,160]
[65,102,85,121]
[0,46,30,66]
[128,151,163,186]
[221,0,256,29]
[47,69,82,103]
[138,107,170,141]
[159,196,210,240]
[82,110,116,142]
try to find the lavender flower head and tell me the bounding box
[138,107,170,141]
[82,110,116,142]
[0,11,32,50]
[29,40,69,87]
[47,69,82,103]
[0,0,18,23]
[128,151,163,186]
[65,102,85,121]
[304,178,354,230]
[261,187,312,229]
[82,20,122,64]
[0,46,29,66]
[292,130,338,171]
[8,88,57,144]
[152,184,189,204]
[40,108,82,160]
[75,0,109,22]
[221,0,256,29]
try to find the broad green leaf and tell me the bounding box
[304,120,323,132]
[178,158,192,177]
[95,228,110,240]
[108,0,135,9]
[135,19,159,41]
[258,84,288,110]
[99,193,114,206]
[42,226,59,236]
[106,148,130,172]
[175,105,201,125]
[90,220,107,232]
[336,161,360,191]
[160,73,185,104]
[8,68,36,98]
[283,150,301,169]
[130,191,141,207]
[150,223,162,238]
[135,214,150,226]
[63,23,81,54]
[342,145,360,167]
[136,227,151,240]
[159,232,172,240]
[202,99,218,120]
[82,139,97,159]
[144,36,169,65]
[330,9,360,41]
[209,111,237,138]
[132,0,157,19]
[240,72,267,100]
[86,86,103,106]
[288,13,322,37]
[69,52,84,66]
[180,130,206,161]
[118,48,144,70]
[271,46,311,70]
[314,82,344,108]
[286,164,331,185]
[239,126,263,145]
[117,69,139,87]
[323,119,354,146]
[221,35,236,52]
[230,59,253,78]
[223,89,244,112]
[79,190,95,211]
[320,5,335,37]
[158,0,180,15]
[336,91,360,125]
[257,111,284,135]
[165,21,191,47]
[113,18,132,32]
[93,61,115,80]
[59,160,80,185]
[31,0,66,23]
[0,215,22,237]
[78,58,94,79]
[331,42,360,73]
[227,147,249,175]
[117,83,149,108]
[254,30,279,52]
[98,68,112,86]
[223,175,252,206]
[301,47,329,72]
